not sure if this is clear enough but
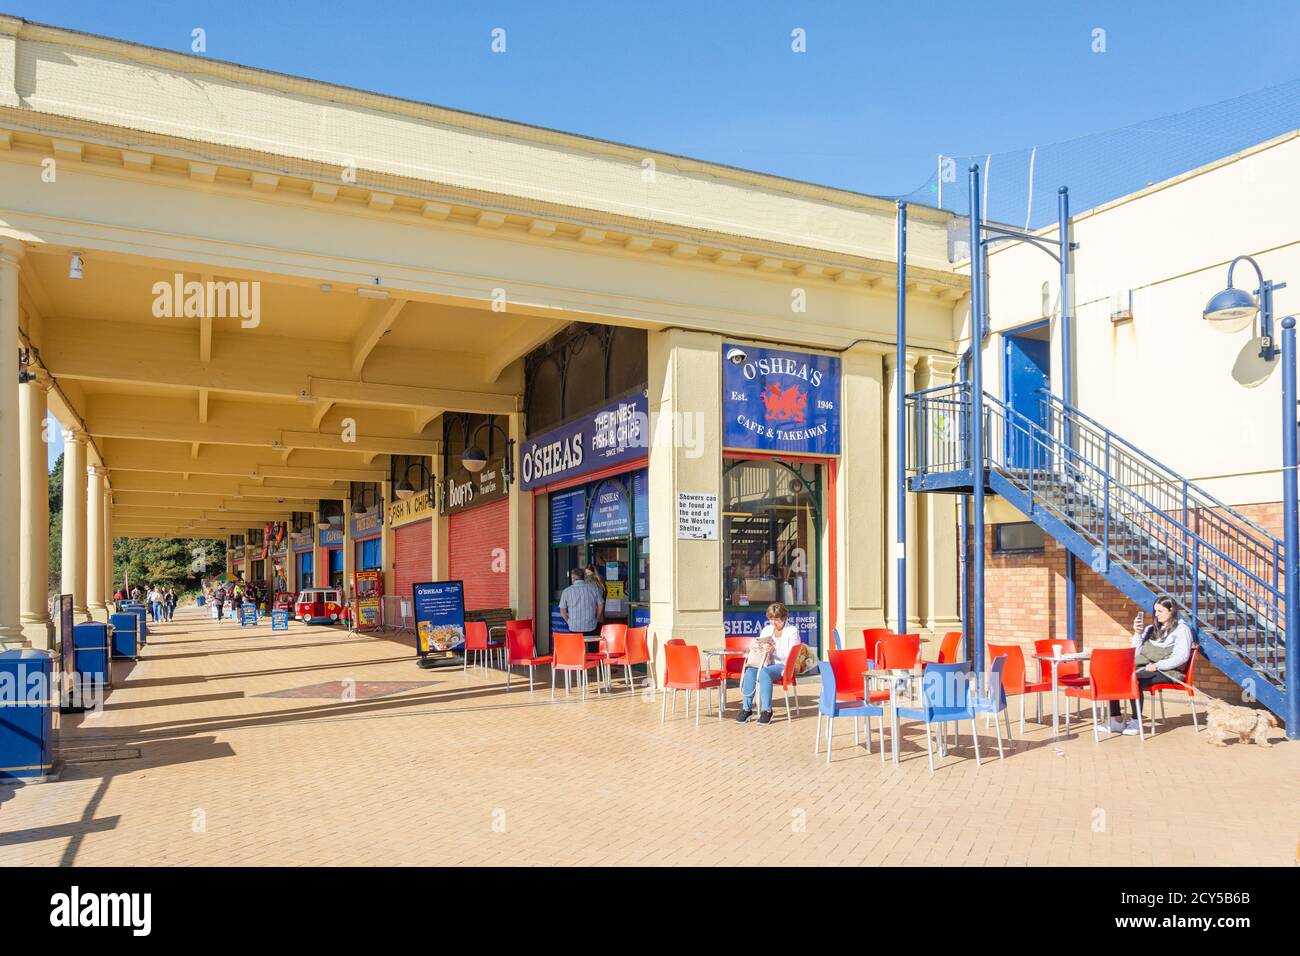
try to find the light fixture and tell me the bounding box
[459,419,516,484]
[69,253,84,280]
[356,287,389,300]
[394,460,436,505]
[1203,255,1284,359]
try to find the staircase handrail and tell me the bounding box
[988,390,1281,601]
[1037,388,1281,549]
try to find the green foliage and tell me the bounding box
[111,537,226,594]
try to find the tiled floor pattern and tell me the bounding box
[1,608,1295,866]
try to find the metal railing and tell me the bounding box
[907,380,1286,688]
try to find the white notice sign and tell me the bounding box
[677,491,718,540]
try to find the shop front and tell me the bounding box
[320,527,345,589]
[291,528,314,590]
[389,491,434,612]
[351,506,383,573]
[445,456,510,613]
[521,389,651,644]
[721,343,841,653]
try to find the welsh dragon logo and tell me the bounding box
[760,382,808,423]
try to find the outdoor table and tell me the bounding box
[704,648,747,719]
[1032,650,1090,739]
[581,635,611,692]
[863,668,920,765]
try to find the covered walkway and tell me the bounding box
[2,608,1295,866]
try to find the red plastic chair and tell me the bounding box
[875,633,921,670]
[1145,646,1201,735]
[607,626,652,693]
[463,620,505,671]
[505,625,552,692]
[551,632,603,701]
[661,642,722,726]
[1064,647,1143,743]
[772,645,805,721]
[829,646,890,705]
[936,631,963,664]
[988,643,1051,733]
[863,628,893,664]
[593,623,628,688]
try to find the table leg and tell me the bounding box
[891,683,900,765]
[1051,662,1060,740]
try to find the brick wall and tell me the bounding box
[965,503,1286,705]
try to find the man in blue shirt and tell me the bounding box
[558,568,603,635]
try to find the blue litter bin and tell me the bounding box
[122,604,147,645]
[72,622,111,688]
[0,649,56,784]
[196,594,206,607]
[109,613,139,660]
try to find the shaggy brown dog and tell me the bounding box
[1203,696,1278,748]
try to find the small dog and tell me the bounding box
[1203,696,1278,748]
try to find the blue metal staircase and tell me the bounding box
[907,381,1288,723]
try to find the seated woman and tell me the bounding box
[1109,595,1193,735]
[737,602,802,726]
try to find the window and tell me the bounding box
[350,481,382,514]
[722,459,820,609]
[291,511,314,534]
[994,522,1046,553]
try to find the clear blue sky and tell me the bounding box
[22,0,1300,471]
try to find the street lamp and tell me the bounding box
[461,420,516,485]
[1203,260,1298,739]
[393,460,437,507]
[1203,255,1284,357]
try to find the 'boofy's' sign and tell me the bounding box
[722,343,840,455]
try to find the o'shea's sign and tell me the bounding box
[723,344,841,455]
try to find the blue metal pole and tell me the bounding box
[1059,187,1078,648]
[969,167,986,674]
[895,200,908,634]
[1280,316,1299,740]
[958,353,970,660]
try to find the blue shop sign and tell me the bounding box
[722,343,841,455]
[520,391,649,491]
[350,507,383,540]
[587,479,630,540]
[724,608,821,651]
[290,530,313,553]
[550,488,586,545]
[320,528,344,547]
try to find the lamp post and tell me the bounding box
[1203,259,1298,739]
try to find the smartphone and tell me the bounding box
[1135,611,1145,631]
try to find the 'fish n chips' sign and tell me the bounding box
[722,343,841,455]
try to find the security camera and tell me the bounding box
[726,347,748,367]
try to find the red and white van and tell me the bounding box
[294,588,344,624]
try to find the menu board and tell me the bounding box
[413,580,467,665]
[587,478,630,540]
[271,610,290,631]
[549,488,586,545]
[240,605,258,627]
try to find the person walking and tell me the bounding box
[148,585,165,624]
[165,587,177,621]
[214,585,226,622]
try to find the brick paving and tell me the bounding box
[1,608,1295,866]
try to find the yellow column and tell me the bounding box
[103,487,114,606]
[380,480,395,599]
[916,355,961,640]
[342,498,355,602]
[1,237,30,646]
[19,370,52,648]
[647,329,723,681]
[312,510,324,588]
[506,412,530,619]
[61,427,90,621]
[835,345,888,641]
[86,465,108,621]
[885,352,922,635]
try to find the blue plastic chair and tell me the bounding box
[831,628,843,651]
[894,661,982,773]
[973,654,1010,761]
[814,662,886,765]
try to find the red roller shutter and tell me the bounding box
[449,499,509,610]
[394,520,432,603]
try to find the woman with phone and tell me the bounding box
[1108,595,1193,735]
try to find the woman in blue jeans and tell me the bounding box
[737,602,802,726]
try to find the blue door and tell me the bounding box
[1003,330,1050,469]
[296,551,313,589]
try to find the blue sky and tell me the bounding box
[23,0,1300,470]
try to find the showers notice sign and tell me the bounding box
[677,491,718,540]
